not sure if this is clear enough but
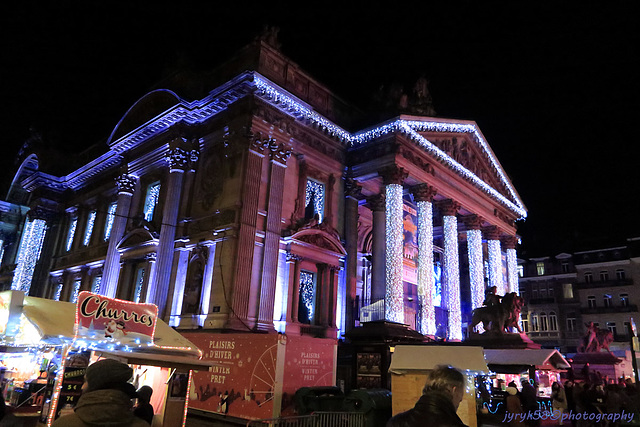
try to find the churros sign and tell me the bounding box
[74,292,158,347]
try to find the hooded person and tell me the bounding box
[386,365,468,427]
[52,359,148,427]
[505,386,525,426]
[133,386,154,425]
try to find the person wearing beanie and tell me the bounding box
[133,386,154,425]
[52,359,148,427]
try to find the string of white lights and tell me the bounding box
[11,218,47,293]
[487,239,504,295]
[443,215,462,340]
[385,184,404,323]
[507,248,519,295]
[467,229,484,310]
[417,200,435,335]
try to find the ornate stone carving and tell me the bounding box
[28,204,59,222]
[269,139,292,164]
[366,194,386,212]
[145,252,158,262]
[483,225,501,241]
[399,147,435,175]
[464,214,484,230]
[501,235,518,250]
[379,165,408,186]
[410,184,437,202]
[168,147,189,171]
[286,251,303,263]
[438,199,461,217]
[344,176,363,200]
[494,208,515,227]
[116,174,137,195]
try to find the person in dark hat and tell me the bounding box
[133,386,154,425]
[52,358,148,426]
[386,365,468,427]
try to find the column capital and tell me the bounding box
[116,174,137,195]
[268,139,292,165]
[344,176,363,200]
[464,214,484,230]
[167,147,189,172]
[145,252,158,262]
[366,193,386,212]
[247,131,272,155]
[502,235,518,250]
[286,251,303,263]
[28,204,59,222]
[438,199,461,217]
[379,165,408,186]
[410,184,437,202]
[483,225,502,241]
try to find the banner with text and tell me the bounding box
[74,292,158,348]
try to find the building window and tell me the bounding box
[298,270,316,324]
[624,321,631,336]
[607,322,617,336]
[585,272,593,283]
[522,318,529,333]
[91,275,102,294]
[83,210,97,246]
[532,288,538,299]
[563,283,574,299]
[548,286,554,298]
[539,312,548,331]
[567,314,576,331]
[143,181,161,222]
[66,216,78,251]
[520,289,526,300]
[620,293,630,307]
[536,262,545,276]
[531,314,539,332]
[104,202,117,241]
[304,179,325,223]
[517,265,524,278]
[540,287,547,298]
[70,279,82,303]
[587,295,596,308]
[562,262,569,273]
[600,271,609,282]
[616,269,626,280]
[549,311,558,331]
[133,267,146,304]
[603,294,613,308]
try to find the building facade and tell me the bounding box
[0,38,527,419]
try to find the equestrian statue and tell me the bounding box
[470,287,524,334]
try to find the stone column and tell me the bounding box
[169,246,191,326]
[151,146,191,318]
[328,265,340,332]
[142,252,157,303]
[367,194,386,306]
[503,235,519,294]
[485,226,504,295]
[256,139,291,331]
[381,166,408,323]
[285,252,303,325]
[101,173,136,298]
[440,199,462,341]
[343,173,362,332]
[200,242,217,316]
[230,133,269,329]
[465,215,485,310]
[411,184,437,336]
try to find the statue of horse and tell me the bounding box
[578,322,614,354]
[470,292,524,334]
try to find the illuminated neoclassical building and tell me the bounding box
[0,36,526,419]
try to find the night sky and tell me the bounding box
[2,3,638,257]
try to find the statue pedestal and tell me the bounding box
[466,332,541,349]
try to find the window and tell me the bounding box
[304,179,325,222]
[562,262,569,273]
[548,286,554,298]
[607,322,617,336]
[83,210,97,246]
[540,287,547,298]
[298,270,316,324]
[549,311,558,331]
[143,181,161,222]
[133,267,146,304]
[587,295,596,308]
[567,314,576,331]
[616,269,626,280]
[624,321,631,336]
[603,294,613,308]
[520,289,526,300]
[66,217,78,251]
[517,265,524,278]
[620,293,629,307]
[104,202,117,241]
[522,318,529,333]
[585,272,593,283]
[536,262,545,276]
[531,314,539,332]
[563,283,574,299]
[539,312,548,331]
[70,279,82,303]
[91,275,102,294]
[600,271,609,282]
[532,288,538,299]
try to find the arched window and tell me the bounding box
[539,312,548,331]
[548,311,558,331]
[531,313,539,332]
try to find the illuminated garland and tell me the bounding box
[0,239,4,265]
[305,179,325,222]
[487,239,504,295]
[385,184,404,323]
[442,215,461,340]
[143,182,161,222]
[467,229,484,310]
[417,200,435,335]
[54,283,64,301]
[11,218,47,293]
[71,280,82,303]
[104,202,117,241]
[91,275,102,294]
[300,271,315,321]
[66,217,78,251]
[507,248,519,295]
[82,210,97,246]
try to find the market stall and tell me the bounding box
[0,290,211,426]
[388,344,489,427]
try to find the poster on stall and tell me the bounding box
[183,333,336,420]
[74,292,158,348]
